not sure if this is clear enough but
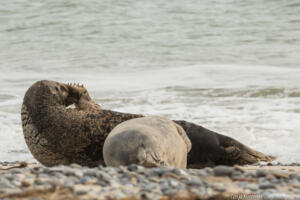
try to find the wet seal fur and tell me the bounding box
[21,80,275,168]
[103,116,191,168]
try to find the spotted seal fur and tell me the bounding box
[21,80,275,167]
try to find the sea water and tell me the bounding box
[0,0,300,164]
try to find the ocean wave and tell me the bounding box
[165,86,300,98]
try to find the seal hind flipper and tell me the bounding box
[174,120,275,168]
[219,135,275,165]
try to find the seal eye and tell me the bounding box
[55,86,59,92]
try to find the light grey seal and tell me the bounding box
[103,116,192,168]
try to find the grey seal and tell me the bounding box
[103,116,192,168]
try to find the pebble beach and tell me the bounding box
[1,162,300,200]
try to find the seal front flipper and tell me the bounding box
[137,145,166,167]
[174,120,275,168]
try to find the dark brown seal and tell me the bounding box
[21,80,275,167]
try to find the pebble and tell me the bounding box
[75,189,87,196]
[246,183,258,191]
[211,182,226,192]
[259,183,276,189]
[186,177,203,186]
[266,174,276,181]
[213,165,234,176]
[244,170,256,177]
[271,171,289,179]
[231,170,242,177]
[144,183,157,191]
[0,177,13,189]
[256,169,267,177]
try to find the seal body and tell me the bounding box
[21,80,275,167]
[103,116,191,168]
[21,80,142,167]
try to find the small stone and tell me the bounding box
[169,179,179,187]
[11,180,21,187]
[0,188,8,194]
[205,187,216,196]
[10,169,22,174]
[175,184,185,190]
[75,190,87,195]
[211,182,226,192]
[113,192,125,199]
[98,171,112,183]
[213,165,234,176]
[271,171,289,179]
[259,183,276,189]
[34,179,45,186]
[289,173,298,179]
[246,183,258,191]
[204,167,213,174]
[74,170,84,178]
[194,170,207,177]
[0,177,13,188]
[160,180,169,188]
[127,164,138,171]
[234,165,245,173]
[172,168,189,177]
[256,169,267,177]
[150,168,171,176]
[190,187,205,197]
[160,186,174,195]
[244,171,256,177]
[79,177,90,184]
[70,163,82,169]
[144,183,157,192]
[266,174,276,181]
[141,192,159,200]
[292,184,300,189]
[30,197,41,200]
[186,178,203,186]
[231,171,242,177]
